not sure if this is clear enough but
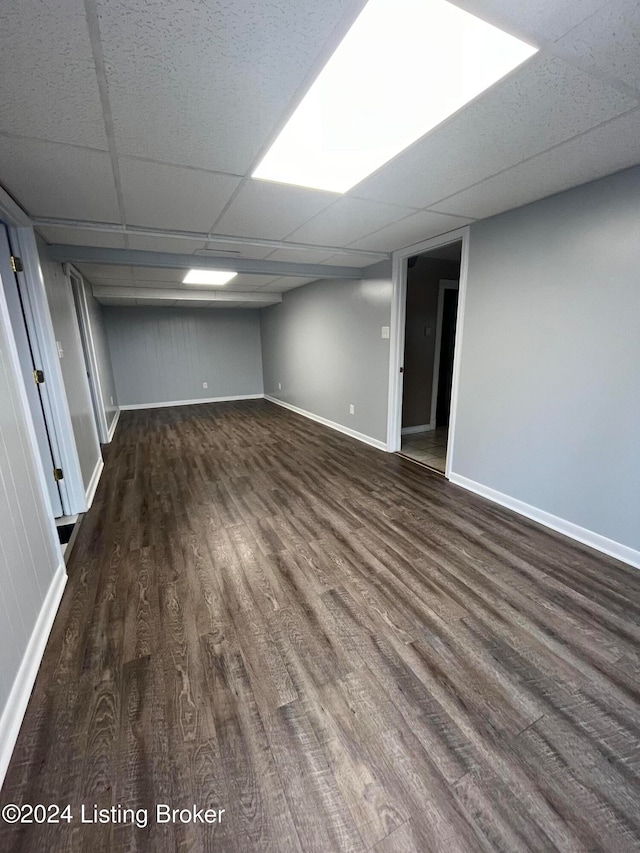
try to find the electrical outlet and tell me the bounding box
[278,382,282,390]
[349,404,355,415]
[381,326,390,339]
[202,382,208,389]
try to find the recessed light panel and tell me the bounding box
[182,269,237,285]
[253,0,537,193]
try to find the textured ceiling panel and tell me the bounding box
[431,108,640,219]
[348,211,474,252]
[0,138,120,221]
[286,198,415,246]
[449,0,608,43]
[97,0,367,173]
[89,277,178,289]
[214,180,338,240]
[119,159,240,231]
[131,267,187,282]
[352,54,637,210]
[0,0,107,148]
[554,0,640,92]
[37,226,127,249]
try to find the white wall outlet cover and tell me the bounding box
[278,382,282,390]
[202,382,208,389]
[110,396,114,405]
[349,404,355,414]
[56,340,64,358]
[381,326,390,339]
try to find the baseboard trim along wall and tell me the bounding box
[449,472,640,570]
[0,563,67,788]
[107,408,121,442]
[85,457,104,509]
[120,394,264,411]
[265,395,387,452]
[401,423,434,435]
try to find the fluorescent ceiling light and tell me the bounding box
[182,269,237,285]
[253,0,537,193]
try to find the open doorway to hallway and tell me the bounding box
[399,239,462,473]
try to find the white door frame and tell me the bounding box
[67,266,109,443]
[0,186,87,515]
[387,225,470,480]
[429,279,459,431]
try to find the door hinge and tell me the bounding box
[53,467,64,482]
[10,255,24,273]
[33,369,45,384]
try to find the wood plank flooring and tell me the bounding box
[2,399,640,852]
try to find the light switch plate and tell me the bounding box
[381,326,390,339]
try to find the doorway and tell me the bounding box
[398,240,462,474]
[0,222,64,516]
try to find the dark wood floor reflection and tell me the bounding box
[2,400,640,852]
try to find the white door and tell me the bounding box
[0,223,63,516]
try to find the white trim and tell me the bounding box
[265,395,387,452]
[429,279,459,432]
[16,230,87,514]
[85,457,104,509]
[68,268,110,443]
[401,424,433,435]
[0,563,67,788]
[107,407,121,441]
[449,473,640,570]
[120,393,264,411]
[388,226,470,458]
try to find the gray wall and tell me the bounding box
[260,261,393,443]
[403,257,459,429]
[104,306,264,407]
[38,239,102,493]
[0,275,61,736]
[83,283,118,431]
[453,165,640,552]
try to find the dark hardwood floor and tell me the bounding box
[2,399,640,852]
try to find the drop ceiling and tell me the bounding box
[1,0,639,307]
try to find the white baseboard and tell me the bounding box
[106,407,120,441]
[120,393,264,411]
[401,423,434,435]
[0,564,67,788]
[85,456,104,509]
[449,473,640,570]
[265,395,387,452]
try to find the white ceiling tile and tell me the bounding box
[195,241,275,260]
[265,247,333,264]
[36,226,127,249]
[258,277,318,292]
[430,108,640,220]
[0,0,106,148]
[286,198,416,246]
[353,54,637,210]
[554,0,640,92]
[119,159,240,231]
[0,138,120,221]
[348,211,473,252]
[214,181,338,240]
[97,0,367,173]
[448,0,608,43]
